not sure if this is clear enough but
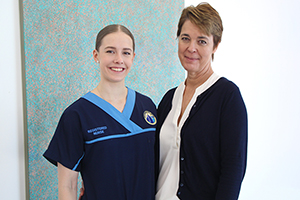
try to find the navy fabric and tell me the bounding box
[155,77,248,200]
[44,88,156,200]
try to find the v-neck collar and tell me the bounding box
[82,88,142,132]
[175,73,221,128]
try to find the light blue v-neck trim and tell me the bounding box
[122,88,135,118]
[82,88,142,132]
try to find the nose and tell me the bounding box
[187,42,197,53]
[114,53,124,64]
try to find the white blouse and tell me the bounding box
[156,73,220,200]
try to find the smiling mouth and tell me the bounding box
[185,56,200,61]
[110,67,124,72]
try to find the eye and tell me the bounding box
[198,40,207,45]
[181,37,190,42]
[106,50,115,54]
[123,51,131,56]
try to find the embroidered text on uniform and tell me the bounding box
[87,126,107,135]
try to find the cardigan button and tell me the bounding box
[181,157,184,161]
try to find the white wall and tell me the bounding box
[1,0,299,199]
[0,0,26,199]
[184,0,300,199]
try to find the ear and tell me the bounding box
[132,52,136,62]
[93,49,99,63]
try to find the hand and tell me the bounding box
[78,181,85,200]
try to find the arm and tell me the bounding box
[58,162,79,200]
[216,88,248,200]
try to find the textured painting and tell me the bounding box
[22,0,184,199]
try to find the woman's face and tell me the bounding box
[93,31,135,83]
[178,20,218,76]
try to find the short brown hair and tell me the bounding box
[177,3,223,60]
[95,24,135,52]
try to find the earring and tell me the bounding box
[96,61,99,63]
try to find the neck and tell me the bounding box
[185,67,214,90]
[92,81,127,102]
[92,82,128,112]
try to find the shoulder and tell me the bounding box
[157,87,177,118]
[158,87,177,107]
[206,77,243,99]
[213,77,240,92]
[210,77,247,112]
[135,90,154,103]
[132,90,157,112]
[60,97,95,121]
[64,98,88,113]
[164,87,177,98]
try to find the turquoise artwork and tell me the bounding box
[22,0,184,198]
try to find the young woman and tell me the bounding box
[44,24,157,200]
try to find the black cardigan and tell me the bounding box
[155,77,248,200]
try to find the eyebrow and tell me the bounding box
[105,46,133,51]
[181,33,208,40]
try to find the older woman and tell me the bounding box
[156,3,247,200]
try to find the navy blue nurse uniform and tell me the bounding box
[44,88,156,200]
